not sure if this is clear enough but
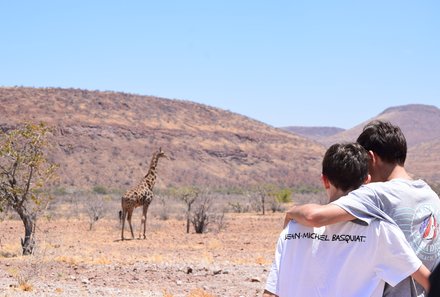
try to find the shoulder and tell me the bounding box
[332,183,385,209]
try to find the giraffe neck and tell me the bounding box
[143,152,160,190]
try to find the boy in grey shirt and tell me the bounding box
[285,120,440,297]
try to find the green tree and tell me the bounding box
[0,123,58,255]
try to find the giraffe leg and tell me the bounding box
[127,210,135,239]
[121,209,127,240]
[140,204,149,239]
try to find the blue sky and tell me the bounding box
[1,1,439,129]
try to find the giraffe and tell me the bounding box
[120,147,169,240]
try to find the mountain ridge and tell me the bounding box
[282,103,440,183]
[0,87,325,191]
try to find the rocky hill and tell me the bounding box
[283,104,440,184]
[282,126,345,143]
[0,87,325,191]
[319,104,440,148]
[407,139,440,182]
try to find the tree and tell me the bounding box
[86,194,105,231]
[0,123,58,255]
[255,184,277,215]
[174,186,199,233]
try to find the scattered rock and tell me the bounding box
[81,278,90,284]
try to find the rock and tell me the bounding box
[81,278,90,284]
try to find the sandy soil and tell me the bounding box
[0,212,284,297]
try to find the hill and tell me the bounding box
[282,104,440,184]
[0,87,325,191]
[319,104,440,148]
[406,139,440,182]
[281,126,345,143]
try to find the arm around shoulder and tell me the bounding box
[284,203,355,228]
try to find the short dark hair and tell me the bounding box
[322,143,369,192]
[356,120,407,165]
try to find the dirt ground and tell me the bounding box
[0,212,285,297]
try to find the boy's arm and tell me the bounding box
[263,289,278,297]
[411,264,431,293]
[283,203,355,228]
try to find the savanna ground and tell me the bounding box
[0,194,316,297]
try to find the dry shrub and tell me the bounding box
[162,289,174,297]
[256,256,270,265]
[18,282,33,292]
[162,288,215,297]
[188,288,215,297]
[8,266,34,292]
[55,255,80,265]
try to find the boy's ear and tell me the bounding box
[368,150,378,165]
[321,174,331,189]
[364,174,371,184]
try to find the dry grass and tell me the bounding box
[0,211,285,296]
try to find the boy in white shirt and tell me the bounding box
[264,143,430,297]
[284,120,440,297]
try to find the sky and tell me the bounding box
[1,1,439,129]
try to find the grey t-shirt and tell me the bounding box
[332,179,440,297]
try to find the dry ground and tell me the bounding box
[0,212,285,297]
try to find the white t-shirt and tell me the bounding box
[332,179,440,297]
[265,219,421,297]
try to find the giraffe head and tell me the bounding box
[156,147,169,160]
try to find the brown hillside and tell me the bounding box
[283,104,440,184]
[406,139,440,184]
[282,126,345,143]
[320,104,440,148]
[0,87,325,191]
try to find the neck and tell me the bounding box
[328,186,352,203]
[372,163,411,182]
[144,153,160,187]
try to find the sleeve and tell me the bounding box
[265,230,285,295]
[331,186,396,225]
[374,221,422,286]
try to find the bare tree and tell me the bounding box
[255,184,277,215]
[0,123,58,255]
[86,194,105,230]
[174,186,199,233]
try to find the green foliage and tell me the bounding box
[53,187,68,196]
[92,185,108,195]
[0,122,58,209]
[275,188,292,203]
[0,122,58,254]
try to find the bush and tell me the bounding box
[276,188,292,203]
[92,185,108,195]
